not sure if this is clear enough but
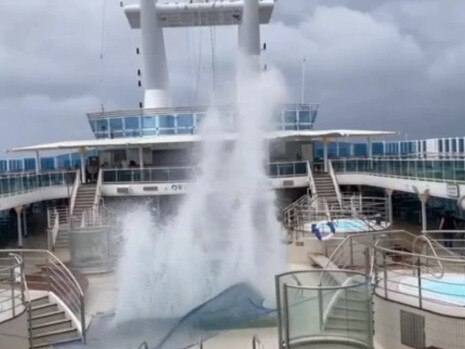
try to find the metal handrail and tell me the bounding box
[0,249,86,342]
[69,168,81,216]
[0,253,25,322]
[252,334,265,349]
[137,341,148,349]
[412,235,444,278]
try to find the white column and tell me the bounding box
[80,148,86,183]
[386,189,393,224]
[419,192,429,232]
[35,151,41,173]
[22,208,28,237]
[238,0,261,79]
[138,147,144,169]
[367,137,373,158]
[323,137,329,172]
[15,206,23,247]
[141,0,170,108]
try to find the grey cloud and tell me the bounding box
[1,0,464,153]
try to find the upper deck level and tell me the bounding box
[87,104,319,139]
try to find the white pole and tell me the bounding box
[323,138,329,172]
[35,151,41,174]
[301,57,306,104]
[419,193,428,232]
[238,0,261,79]
[15,206,23,247]
[80,148,86,183]
[138,147,144,169]
[141,0,170,108]
[22,209,28,237]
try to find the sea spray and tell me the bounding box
[115,65,287,322]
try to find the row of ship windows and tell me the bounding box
[89,110,316,137]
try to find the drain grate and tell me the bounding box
[400,310,425,348]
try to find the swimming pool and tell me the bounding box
[399,274,465,305]
[303,218,386,234]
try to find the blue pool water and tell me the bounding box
[422,276,465,299]
[305,218,369,234]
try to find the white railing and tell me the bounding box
[1,249,86,343]
[306,161,317,198]
[48,210,60,250]
[0,253,26,322]
[328,160,342,205]
[92,169,104,224]
[69,168,81,216]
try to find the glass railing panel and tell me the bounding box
[285,285,320,343]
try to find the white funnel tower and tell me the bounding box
[238,0,261,77]
[140,0,170,108]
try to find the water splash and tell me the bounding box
[115,65,287,322]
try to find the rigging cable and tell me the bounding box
[193,10,203,105]
[98,0,108,111]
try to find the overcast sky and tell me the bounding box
[1,0,464,155]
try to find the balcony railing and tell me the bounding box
[0,171,76,198]
[102,162,309,184]
[332,158,465,183]
[87,104,319,139]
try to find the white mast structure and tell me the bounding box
[123,0,274,109]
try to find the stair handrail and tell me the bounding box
[69,168,81,216]
[137,341,149,349]
[328,160,342,206]
[306,161,317,197]
[2,249,86,343]
[252,334,265,349]
[92,169,104,224]
[412,234,444,278]
[50,209,60,250]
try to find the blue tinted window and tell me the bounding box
[0,160,7,173]
[459,139,464,152]
[452,139,457,152]
[284,111,297,124]
[313,141,323,159]
[89,120,97,132]
[110,118,123,131]
[339,143,350,157]
[354,143,367,156]
[8,159,22,172]
[159,115,175,128]
[328,143,338,157]
[438,139,443,152]
[372,142,384,155]
[24,158,36,170]
[41,157,55,170]
[96,119,108,132]
[299,111,310,123]
[143,116,156,129]
[445,139,450,152]
[177,114,194,127]
[125,117,139,130]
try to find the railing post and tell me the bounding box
[283,285,290,349]
[364,247,370,276]
[80,294,86,344]
[383,250,388,299]
[10,264,16,317]
[349,238,354,267]
[417,257,423,309]
[318,288,324,332]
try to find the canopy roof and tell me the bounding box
[8,129,398,153]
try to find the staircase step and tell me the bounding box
[32,328,80,348]
[31,303,58,316]
[329,309,369,321]
[31,311,66,326]
[30,319,73,336]
[30,296,49,308]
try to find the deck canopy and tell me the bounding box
[8,129,398,153]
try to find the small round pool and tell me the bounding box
[399,274,465,305]
[303,218,386,234]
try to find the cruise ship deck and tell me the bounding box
[1,1,465,349]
